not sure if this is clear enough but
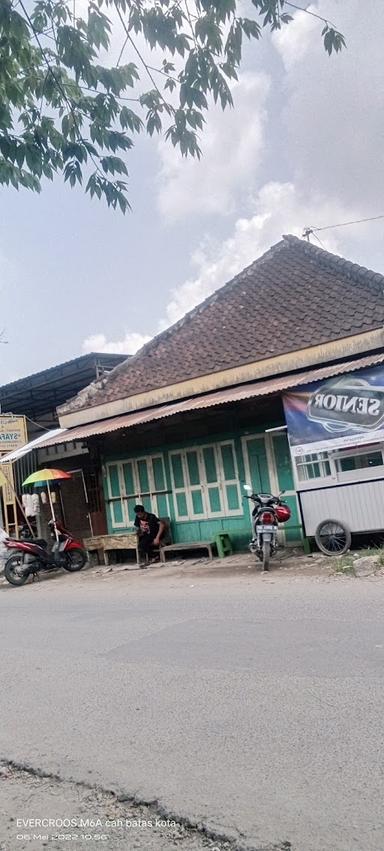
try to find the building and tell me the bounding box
[5,236,384,551]
[0,353,127,537]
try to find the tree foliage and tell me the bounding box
[0,0,345,211]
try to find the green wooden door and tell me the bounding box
[271,433,302,543]
[245,437,271,493]
[243,434,302,543]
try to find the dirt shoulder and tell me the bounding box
[2,546,384,594]
[0,761,286,851]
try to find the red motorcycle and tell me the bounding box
[3,520,87,586]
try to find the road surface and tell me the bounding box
[0,561,383,851]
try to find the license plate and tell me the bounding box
[256,525,274,532]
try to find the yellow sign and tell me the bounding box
[0,415,28,454]
[0,463,15,504]
[0,416,28,534]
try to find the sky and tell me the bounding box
[1,0,384,384]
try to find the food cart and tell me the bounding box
[283,361,384,554]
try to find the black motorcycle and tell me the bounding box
[244,485,291,570]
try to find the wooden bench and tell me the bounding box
[84,525,212,567]
[84,533,139,566]
[159,540,214,563]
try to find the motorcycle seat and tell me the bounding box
[31,538,48,548]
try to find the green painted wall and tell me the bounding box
[102,424,303,551]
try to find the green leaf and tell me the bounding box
[87,7,111,51]
[100,155,128,175]
[323,27,346,55]
[146,112,162,136]
[0,0,345,212]
[164,78,177,93]
[64,159,83,186]
[239,18,261,41]
[16,145,25,168]
[119,106,143,133]
[225,20,242,65]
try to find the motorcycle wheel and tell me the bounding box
[62,550,87,572]
[262,540,271,571]
[4,554,30,586]
[315,519,351,556]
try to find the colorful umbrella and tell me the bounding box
[22,469,72,536]
[22,469,72,486]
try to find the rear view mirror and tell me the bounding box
[243,484,252,492]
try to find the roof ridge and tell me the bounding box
[136,235,384,368]
[282,234,384,288]
[124,237,287,368]
[58,234,384,419]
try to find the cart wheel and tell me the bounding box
[315,519,351,556]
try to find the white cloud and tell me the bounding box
[86,1,384,349]
[273,6,318,71]
[82,177,380,347]
[154,0,384,321]
[157,72,271,221]
[82,331,151,355]
[273,0,384,210]
[161,180,362,325]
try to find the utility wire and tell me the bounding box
[313,214,384,232]
[311,231,327,251]
[303,213,384,241]
[25,416,53,432]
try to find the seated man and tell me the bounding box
[134,504,165,567]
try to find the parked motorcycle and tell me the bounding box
[3,520,87,586]
[244,484,291,570]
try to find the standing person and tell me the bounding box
[134,504,165,567]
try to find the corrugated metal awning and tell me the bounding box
[1,351,383,460]
[0,428,65,463]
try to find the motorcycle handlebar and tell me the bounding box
[243,493,283,502]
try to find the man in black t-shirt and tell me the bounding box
[134,504,165,566]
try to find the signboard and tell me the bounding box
[0,463,15,503]
[0,415,28,454]
[0,416,28,534]
[283,364,384,457]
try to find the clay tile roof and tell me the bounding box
[60,235,384,415]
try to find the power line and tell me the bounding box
[311,231,327,250]
[314,214,384,232]
[303,213,384,241]
[25,416,52,432]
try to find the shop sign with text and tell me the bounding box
[0,416,28,454]
[283,364,384,455]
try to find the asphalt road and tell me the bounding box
[1,562,383,851]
